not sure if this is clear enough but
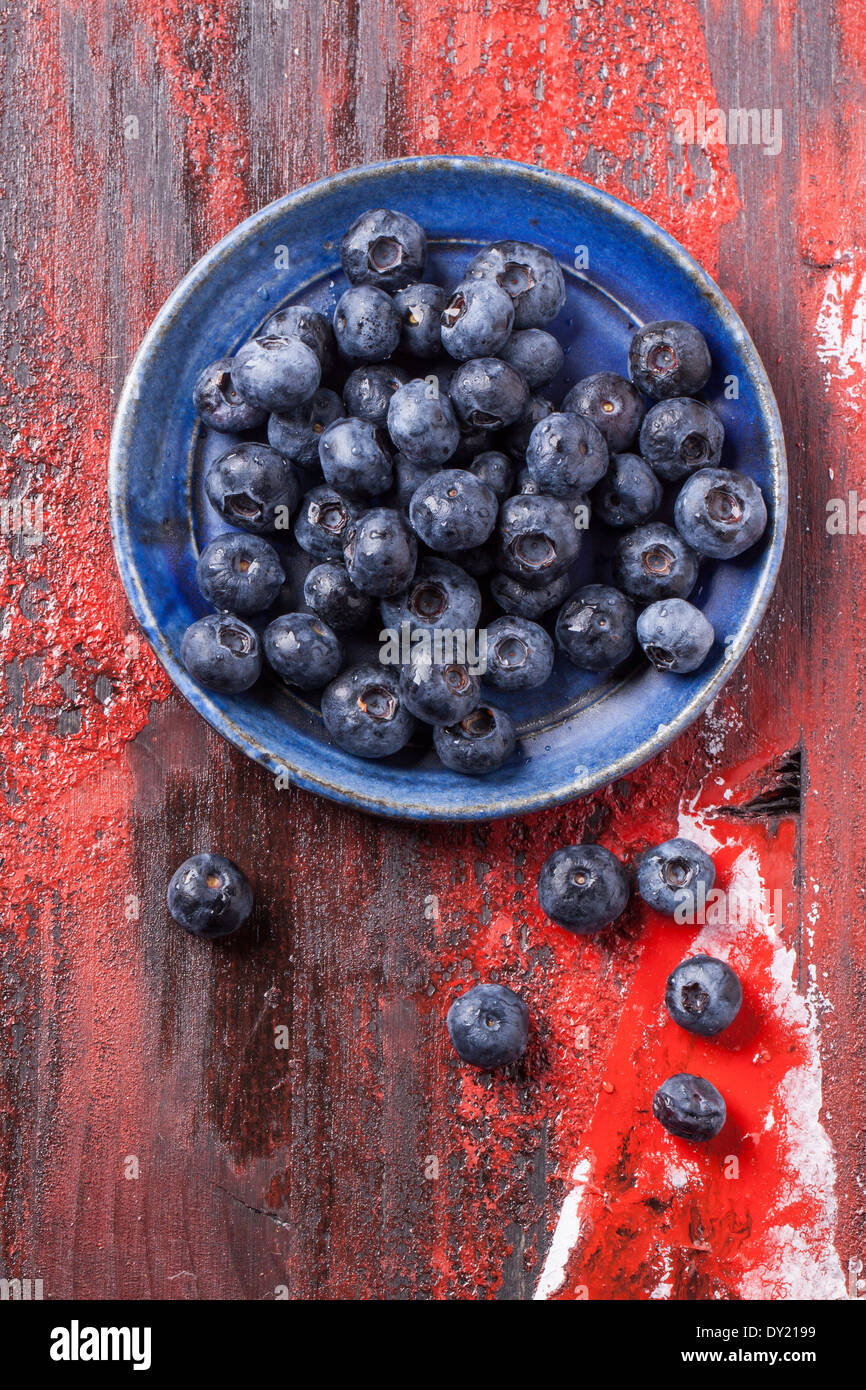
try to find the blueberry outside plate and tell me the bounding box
[108,156,787,822]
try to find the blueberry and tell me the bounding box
[468,450,515,501]
[205,442,300,534]
[556,584,636,671]
[637,598,714,673]
[193,358,268,433]
[340,208,427,292]
[637,837,716,916]
[409,469,499,552]
[498,394,553,463]
[490,569,572,620]
[343,507,418,596]
[466,240,565,328]
[433,704,516,775]
[321,661,416,758]
[393,282,448,357]
[387,378,460,466]
[526,411,609,495]
[484,615,554,691]
[537,843,629,933]
[342,364,408,428]
[398,650,481,725]
[181,613,262,693]
[450,423,495,467]
[440,280,514,361]
[167,853,253,939]
[629,321,712,400]
[592,453,662,528]
[497,493,581,587]
[639,397,724,482]
[665,956,743,1037]
[318,416,393,498]
[380,557,481,633]
[446,983,529,1068]
[196,533,286,615]
[674,467,768,558]
[333,285,401,363]
[612,523,699,602]
[499,328,565,390]
[231,334,321,412]
[303,561,373,631]
[267,388,345,467]
[562,372,646,453]
[449,357,529,430]
[652,1074,726,1142]
[263,612,343,690]
[261,304,337,374]
[294,484,362,560]
[515,467,542,496]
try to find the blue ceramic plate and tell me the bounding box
[109,156,786,821]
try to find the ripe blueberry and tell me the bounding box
[639,397,724,482]
[205,442,299,534]
[263,612,343,691]
[380,557,482,633]
[468,450,515,501]
[231,334,321,412]
[636,598,714,673]
[537,843,629,933]
[629,321,712,400]
[262,304,337,374]
[318,416,393,498]
[449,357,529,430]
[490,569,573,620]
[674,467,768,558]
[167,853,253,939]
[433,704,517,775]
[446,983,530,1068]
[387,378,461,466]
[342,364,408,428]
[343,507,418,597]
[267,387,344,467]
[637,837,716,916]
[181,613,262,693]
[196,533,285,615]
[398,650,481,725]
[612,523,699,602]
[294,484,362,560]
[393,282,448,357]
[665,955,743,1037]
[497,493,581,587]
[409,469,498,552]
[440,279,514,360]
[333,285,401,363]
[526,411,609,495]
[499,328,565,390]
[303,561,373,631]
[340,208,427,292]
[193,358,267,433]
[466,240,566,328]
[652,1074,726,1142]
[592,452,662,528]
[562,372,646,453]
[484,615,554,691]
[321,661,416,758]
[556,584,636,671]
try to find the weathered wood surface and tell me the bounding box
[0,0,863,1300]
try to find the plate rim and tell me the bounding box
[108,154,788,821]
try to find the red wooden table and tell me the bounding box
[1,0,864,1301]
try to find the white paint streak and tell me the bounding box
[815,264,866,407]
[534,1157,592,1300]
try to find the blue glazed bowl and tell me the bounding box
[109,156,786,821]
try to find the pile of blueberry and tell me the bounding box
[183,208,768,775]
[167,832,737,1143]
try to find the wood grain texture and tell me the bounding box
[0,0,863,1301]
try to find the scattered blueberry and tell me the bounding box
[652,1074,726,1142]
[294,484,362,560]
[556,584,636,671]
[468,450,514,501]
[167,853,253,939]
[342,363,408,428]
[231,334,321,412]
[343,507,418,596]
[321,661,416,758]
[440,279,514,360]
[449,357,529,430]
[398,650,481,725]
[446,983,530,1068]
[380,557,482,633]
[193,358,267,433]
[537,843,629,933]
[262,304,337,374]
[497,493,581,587]
[334,285,401,363]
[263,612,342,690]
[592,452,662,528]
[526,411,609,495]
[303,561,373,631]
[489,569,573,620]
[612,523,699,601]
[637,598,714,673]
[629,321,712,400]
[665,955,743,1037]
[466,240,565,328]
[196,533,285,615]
[409,469,499,552]
[637,837,716,916]
[499,328,565,390]
[562,372,645,453]
[267,387,344,467]
[393,282,448,357]
[387,378,461,466]
[318,416,393,498]
[433,704,517,775]
[639,397,724,482]
[205,442,299,534]
[340,208,427,292]
[181,613,262,693]
[484,615,554,690]
[674,467,768,558]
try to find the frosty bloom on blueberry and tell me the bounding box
[446,983,530,1069]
